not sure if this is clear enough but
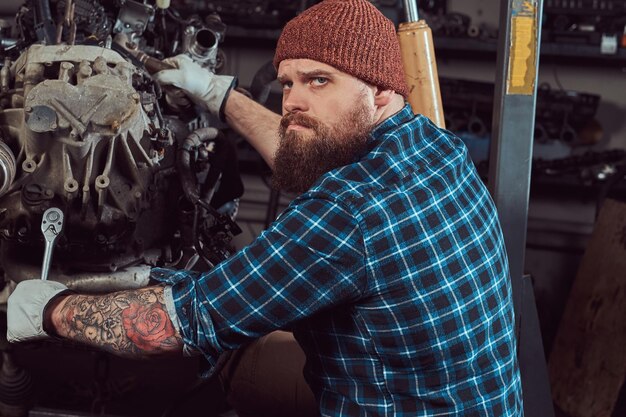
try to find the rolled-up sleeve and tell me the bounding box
[151,195,366,371]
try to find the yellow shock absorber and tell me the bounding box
[397,20,446,129]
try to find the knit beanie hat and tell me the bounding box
[273,0,409,97]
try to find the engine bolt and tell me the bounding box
[22,159,36,173]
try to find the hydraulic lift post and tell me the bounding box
[488,1,555,416]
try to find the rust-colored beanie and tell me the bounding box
[273,0,409,97]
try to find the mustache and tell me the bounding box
[279,113,323,132]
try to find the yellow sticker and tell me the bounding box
[507,1,537,95]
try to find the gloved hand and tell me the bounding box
[7,280,70,343]
[153,54,236,117]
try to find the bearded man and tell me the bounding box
[7,1,523,416]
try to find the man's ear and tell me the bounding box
[374,88,395,108]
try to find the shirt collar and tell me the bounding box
[362,104,413,154]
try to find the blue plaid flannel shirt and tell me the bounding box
[152,104,523,416]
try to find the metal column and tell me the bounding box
[402,0,420,21]
[488,1,555,416]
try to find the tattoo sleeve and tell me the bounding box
[51,286,183,357]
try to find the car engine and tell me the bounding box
[0,0,244,293]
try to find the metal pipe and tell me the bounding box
[189,28,218,62]
[3,260,152,293]
[182,26,220,66]
[403,0,420,23]
[0,39,17,48]
[0,59,9,92]
[34,0,56,44]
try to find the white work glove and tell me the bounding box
[153,54,236,117]
[7,280,70,343]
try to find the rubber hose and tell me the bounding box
[177,127,219,204]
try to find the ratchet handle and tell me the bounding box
[40,208,64,281]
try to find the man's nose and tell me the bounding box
[283,85,309,114]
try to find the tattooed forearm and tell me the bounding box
[51,286,183,357]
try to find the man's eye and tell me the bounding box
[281,81,293,89]
[312,77,327,86]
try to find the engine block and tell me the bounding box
[0,45,180,290]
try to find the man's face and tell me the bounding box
[272,59,376,193]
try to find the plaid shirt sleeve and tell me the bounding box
[151,194,366,368]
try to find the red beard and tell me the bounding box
[272,103,373,193]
